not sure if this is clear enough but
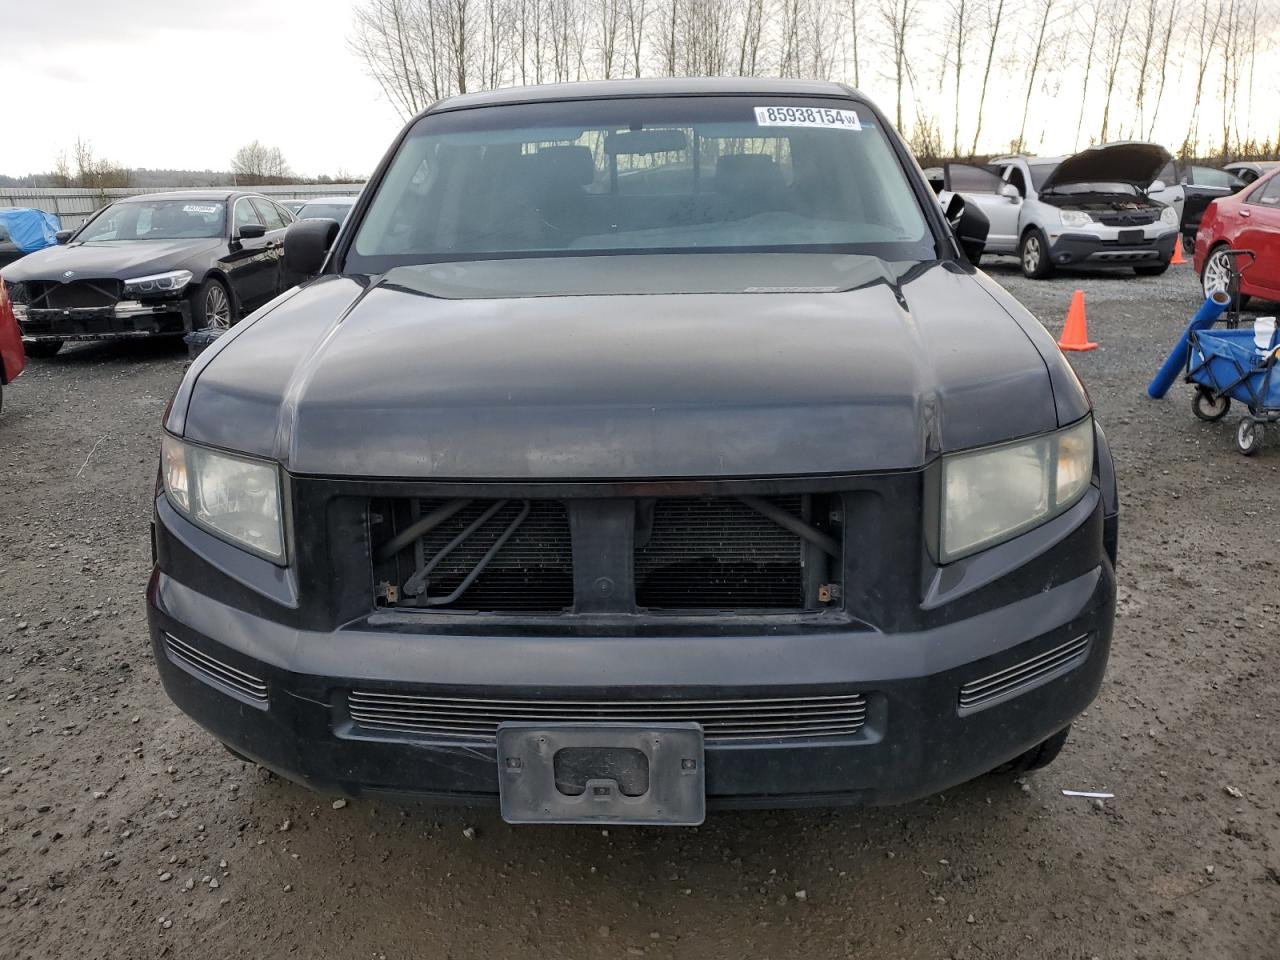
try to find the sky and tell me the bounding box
[4,0,403,178]
[4,0,1278,179]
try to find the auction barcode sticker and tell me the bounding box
[754,106,861,130]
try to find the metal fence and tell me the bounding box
[0,184,366,228]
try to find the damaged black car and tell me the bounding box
[149,79,1118,824]
[1,190,297,357]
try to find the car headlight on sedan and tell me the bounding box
[1159,205,1178,226]
[161,435,286,563]
[124,270,193,297]
[1059,209,1093,228]
[940,416,1094,562]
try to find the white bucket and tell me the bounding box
[1255,316,1277,355]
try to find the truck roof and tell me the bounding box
[426,78,861,116]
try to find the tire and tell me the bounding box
[189,278,234,331]
[221,742,256,765]
[992,725,1071,775]
[1201,245,1250,308]
[1134,262,1170,277]
[1019,228,1054,279]
[23,339,63,358]
[1237,418,1264,456]
[1192,388,1230,422]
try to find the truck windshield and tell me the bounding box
[77,200,226,242]
[347,96,935,272]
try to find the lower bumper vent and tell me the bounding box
[958,634,1090,713]
[346,690,867,743]
[163,632,268,705]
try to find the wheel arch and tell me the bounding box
[199,269,239,314]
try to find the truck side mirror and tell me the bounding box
[945,195,989,265]
[999,183,1021,201]
[54,230,74,244]
[283,218,340,277]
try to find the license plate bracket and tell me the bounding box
[497,723,705,825]
[1118,228,1144,244]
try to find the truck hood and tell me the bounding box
[1039,141,1172,193]
[175,255,1078,479]
[0,238,221,283]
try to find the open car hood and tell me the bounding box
[1039,141,1172,193]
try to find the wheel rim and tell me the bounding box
[1203,251,1231,297]
[205,285,231,329]
[1023,236,1041,272]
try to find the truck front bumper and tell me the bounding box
[146,547,1116,810]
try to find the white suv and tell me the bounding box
[941,142,1180,278]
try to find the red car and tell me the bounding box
[0,278,26,412]
[1195,167,1280,304]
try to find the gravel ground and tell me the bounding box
[2,260,1278,959]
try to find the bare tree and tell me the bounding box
[596,0,621,77]
[349,0,432,119]
[1145,0,1180,140]
[1183,0,1225,153]
[622,0,648,76]
[947,0,970,157]
[878,0,919,133]
[846,0,863,87]
[1132,0,1159,136]
[737,0,766,75]
[231,141,291,185]
[1014,0,1057,153]
[1097,1,1132,142]
[1071,0,1102,150]
[71,139,129,189]
[968,0,1004,155]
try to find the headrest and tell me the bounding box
[531,145,596,186]
[716,154,784,195]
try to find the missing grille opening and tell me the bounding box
[370,492,843,614]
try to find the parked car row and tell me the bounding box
[1195,165,1280,304]
[941,142,1180,278]
[0,191,313,357]
[937,145,1278,280]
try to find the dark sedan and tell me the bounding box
[0,191,297,357]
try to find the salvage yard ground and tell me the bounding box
[1,261,1277,958]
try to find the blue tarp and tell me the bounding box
[0,207,61,253]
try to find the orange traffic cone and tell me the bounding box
[1058,290,1097,352]
[1170,235,1187,265]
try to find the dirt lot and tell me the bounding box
[2,261,1277,959]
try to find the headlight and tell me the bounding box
[940,417,1094,562]
[161,434,285,562]
[124,270,193,297]
[1160,205,1178,226]
[1059,209,1093,227]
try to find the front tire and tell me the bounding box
[1201,245,1250,308]
[189,278,234,331]
[1019,228,1054,279]
[1192,388,1230,422]
[992,725,1071,775]
[23,339,63,358]
[1237,418,1264,456]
